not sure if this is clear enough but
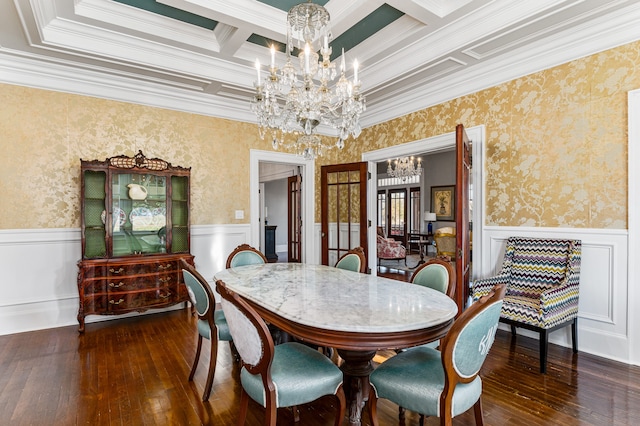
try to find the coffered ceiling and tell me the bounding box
[2,0,640,130]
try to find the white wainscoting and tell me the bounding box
[0,224,251,336]
[481,226,630,363]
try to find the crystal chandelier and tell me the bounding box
[387,156,422,181]
[250,1,366,160]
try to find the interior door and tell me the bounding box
[288,174,302,262]
[388,188,407,246]
[321,162,368,268]
[455,123,471,313]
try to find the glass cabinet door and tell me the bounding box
[112,172,167,256]
[83,170,107,258]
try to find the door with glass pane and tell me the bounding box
[321,162,368,268]
[455,123,471,313]
[388,188,407,246]
[288,174,302,262]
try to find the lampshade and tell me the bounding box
[424,212,437,221]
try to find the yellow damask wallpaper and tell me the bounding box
[0,86,270,228]
[0,40,638,230]
[316,40,640,229]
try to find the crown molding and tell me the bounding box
[3,2,640,130]
[361,2,640,127]
[0,50,255,123]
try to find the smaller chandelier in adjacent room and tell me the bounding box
[250,1,366,160]
[387,156,422,181]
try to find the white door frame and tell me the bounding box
[628,89,640,364]
[250,150,316,264]
[362,125,485,276]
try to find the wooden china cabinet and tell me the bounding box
[77,151,194,332]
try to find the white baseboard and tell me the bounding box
[0,224,250,335]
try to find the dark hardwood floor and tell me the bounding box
[2,285,640,425]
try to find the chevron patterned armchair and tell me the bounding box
[472,236,581,373]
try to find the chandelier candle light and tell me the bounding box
[250,1,366,160]
[387,156,422,181]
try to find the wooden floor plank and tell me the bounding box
[1,300,640,425]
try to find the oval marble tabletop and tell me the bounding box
[213,262,458,334]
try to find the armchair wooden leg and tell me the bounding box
[539,329,549,374]
[571,318,578,353]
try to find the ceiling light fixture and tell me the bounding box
[250,1,366,160]
[387,156,422,181]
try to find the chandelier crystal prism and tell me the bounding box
[250,1,366,160]
[387,156,422,181]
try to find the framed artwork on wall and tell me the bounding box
[431,185,456,221]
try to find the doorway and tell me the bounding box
[250,150,315,263]
[363,125,485,276]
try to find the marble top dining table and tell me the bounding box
[213,262,458,426]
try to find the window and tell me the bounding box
[377,191,386,234]
[389,189,406,238]
[409,187,421,233]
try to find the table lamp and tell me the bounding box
[424,212,437,234]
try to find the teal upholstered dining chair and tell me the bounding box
[335,246,366,273]
[410,257,456,299]
[226,244,268,268]
[216,280,346,426]
[180,259,232,401]
[368,284,507,426]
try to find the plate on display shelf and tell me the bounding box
[101,207,126,230]
[130,207,155,231]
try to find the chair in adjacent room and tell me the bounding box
[226,243,268,268]
[433,226,456,259]
[216,280,346,426]
[472,236,582,373]
[376,228,407,266]
[335,246,366,273]
[180,259,233,401]
[368,284,507,426]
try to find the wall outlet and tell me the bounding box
[235,210,244,219]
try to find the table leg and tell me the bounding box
[337,349,377,426]
[418,240,426,265]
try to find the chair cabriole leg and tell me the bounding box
[334,384,346,426]
[203,338,218,401]
[189,334,203,381]
[473,397,484,426]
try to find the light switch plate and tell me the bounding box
[235,210,244,219]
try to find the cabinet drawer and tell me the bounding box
[107,261,177,276]
[83,280,108,295]
[107,289,180,312]
[83,295,108,314]
[81,265,108,279]
[106,273,175,292]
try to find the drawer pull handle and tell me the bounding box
[159,292,172,299]
[159,277,172,283]
[109,298,125,305]
[109,267,125,274]
[157,264,172,271]
[109,282,125,288]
